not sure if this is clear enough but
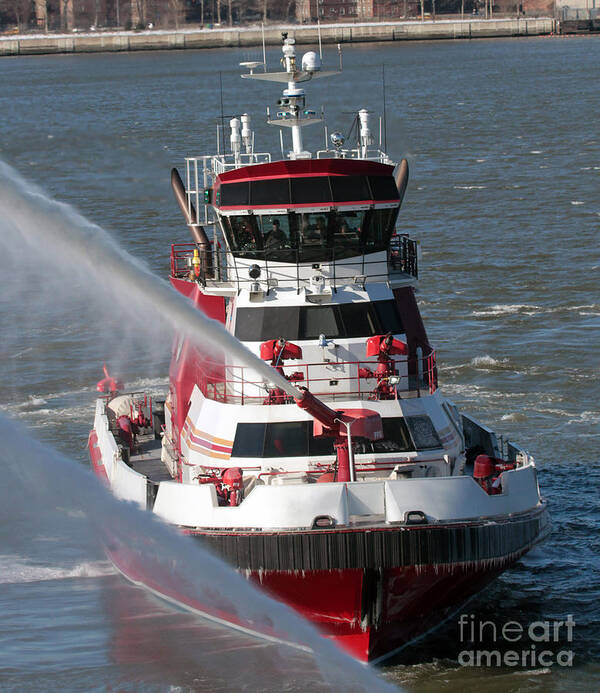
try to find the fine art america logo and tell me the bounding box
[457,614,575,668]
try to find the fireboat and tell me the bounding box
[89,36,550,663]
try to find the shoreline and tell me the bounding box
[0,18,557,57]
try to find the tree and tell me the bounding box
[59,0,74,30]
[35,0,48,30]
[168,0,183,27]
[0,0,34,30]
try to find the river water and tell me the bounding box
[0,35,598,691]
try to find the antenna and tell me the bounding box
[382,64,388,154]
[219,71,226,155]
[261,23,267,71]
[318,20,323,60]
[345,114,358,147]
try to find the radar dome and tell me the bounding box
[302,51,321,73]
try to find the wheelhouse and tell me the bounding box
[214,159,401,263]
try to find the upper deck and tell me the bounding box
[178,155,413,294]
[171,37,413,294]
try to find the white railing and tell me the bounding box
[185,153,272,230]
[93,399,147,507]
[315,148,394,165]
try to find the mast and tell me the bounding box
[241,33,338,160]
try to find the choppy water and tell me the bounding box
[0,35,599,691]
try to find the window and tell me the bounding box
[368,176,400,201]
[231,423,265,457]
[331,209,362,257]
[250,179,290,206]
[219,182,249,206]
[405,416,442,451]
[234,300,404,341]
[330,175,371,202]
[373,299,403,334]
[300,305,340,340]
[220,175,398,208]
[231,421,334,458]
[290,177,332,204]
[222,215,263,256]
[372,417,414,453]
[297,212,330,247]
[231,417,421,458]
[264,422,309,457]
[234,306,300,342]
[363,207,399,253]
[221,206,398,262]
[339,302,377,338]
[261,215,291,246]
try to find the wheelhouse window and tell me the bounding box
[330,175,371,202]
[218,175,399,208]
[297,212,330,252]
[220,206,398,261]
[235,300,404,341]
[290,177,332,204]
[363,208,399,253]
[368,176,400,201]
[219,182,249,206]
[260,214,294,251]
[250,179,290,206]
[222,215,263,254]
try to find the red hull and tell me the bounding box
[250,562,511,662]
[106,538,522,663]
[89,435,548,662]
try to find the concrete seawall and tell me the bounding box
[0,18,557,58]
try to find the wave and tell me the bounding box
[472,304,541,317]
[470,355,512,370]
[453,185,487,190]
[567,411,600,426]
[0,556,115,585]
[500,413,528,422]
[127,376,169,391]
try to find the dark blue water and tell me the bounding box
[0,36,598,691]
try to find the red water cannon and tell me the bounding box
[473,454,516,495]
[260,338,303,368]
[361,334,408,399]
[197,467,244,507]
[365,333,409,359]
[96,364,124,396]
[222,467,244,507]
[130,402,150,429]
[260,338,303,404]
[295,387,383,482]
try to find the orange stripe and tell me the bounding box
[184,416,233,447]
[186,437,231,460]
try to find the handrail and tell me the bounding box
[189,351,437,405]
[170,233,418,289]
